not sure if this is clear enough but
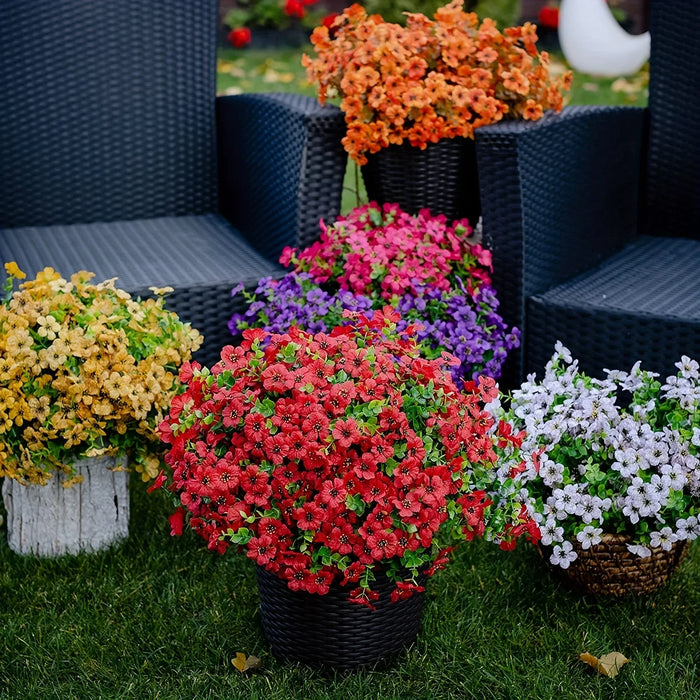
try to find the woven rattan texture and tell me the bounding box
[645,1,700,239]
[539,534,689,597]
[360,137,480,225]
[526,236,700,378]
[534,237,700,317]
[476,106,644,389]
[0,215,281,367]
[217,93,346,259]
[256,566,425,669]
[0,0,219,227]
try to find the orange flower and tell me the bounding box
[303,0,571,164]
[522,99,544,121]
[501,68,530,96]
[405,56,428,80]
[450,85,471,109]
[476,46,498,64]
[402,84,429,110]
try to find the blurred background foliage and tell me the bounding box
[360,0,520,27]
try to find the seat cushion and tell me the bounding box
[0,214,283,367]
[526,236,700,377]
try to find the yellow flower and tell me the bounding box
[38,344,67,371]
[104,371,132,401]
[36,314,61,340]
[149,286,174,296]
[4,261,26,279]
[1,265,200,485]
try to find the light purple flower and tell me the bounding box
[649,527,677,551]
[576,525,603,549]
[550,540,577,569]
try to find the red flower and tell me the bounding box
[497,419,524,448]
[284,0,304,20]
[169,508,186,536]
[324,381,356,413]
[211,461,241,493]
[283,430,307,461]
[306,569,334,595]
[393,490,422,519]
[295,502,325,530]
[538,5,559,29]
[240,466,272,507]
[321,12,339,32]
[390,581,425,603]
[261,362,292,392]
[353,541,375,565]
[367,529,398,560]
[348,587,379,610]
[222,398,248,428]
[301,410,330,441]
[319,478,347,508]
[147,470,166,493]
[331,417,361,448]
[354,453,379,481]
[243,411,267,441]
[341,561,366,586]
[247,534,277,566]
[325,521,355,555]
[227,27,251,49]
[426,547,455,576]
[258,516,291,541]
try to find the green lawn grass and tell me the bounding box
[1,476,697,699]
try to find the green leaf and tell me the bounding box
[369,207,383,226]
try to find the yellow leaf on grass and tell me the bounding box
[232,652,261,673]
[580,651,629,678]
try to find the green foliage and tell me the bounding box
[359,0,519,28]
[360,0,457,24]
[473,0,520,28]
[224,0,324,31]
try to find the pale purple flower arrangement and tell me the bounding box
[489,343,700,568]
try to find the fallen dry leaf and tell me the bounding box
[580,651,629,678]
[232,652,261,673]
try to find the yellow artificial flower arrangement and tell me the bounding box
[303,0,572,165]
[0,263,202,485]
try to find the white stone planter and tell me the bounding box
[2,455,129,556]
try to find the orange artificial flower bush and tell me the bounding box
[303,0,572,164]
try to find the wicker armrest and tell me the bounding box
[474,105,645,390]
[216,92,347,263]
[475,104,645,327]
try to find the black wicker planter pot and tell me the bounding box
[256,565,426,669]
[360,137,480,225]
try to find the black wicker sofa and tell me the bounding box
[475,0,700,388]
[0,0,346,368]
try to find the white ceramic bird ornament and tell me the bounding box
[558,0,650,77]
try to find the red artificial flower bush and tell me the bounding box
[156,309,536,605]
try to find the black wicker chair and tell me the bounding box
[475,0,700,388]
[0,0,346,367]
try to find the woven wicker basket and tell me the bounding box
[256,565,425,669]
[539,533,690,597]
[360,137,480,224]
